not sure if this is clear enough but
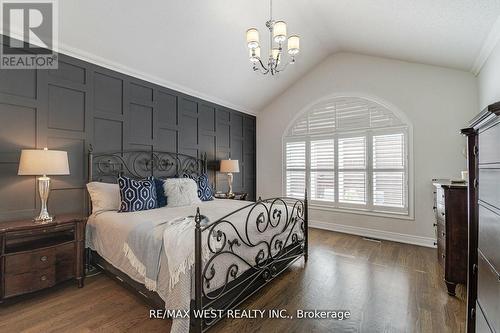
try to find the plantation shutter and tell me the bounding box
[310,139,335,201]
[338,136,367,204]
[285,141,306,198]
[284,96,409,216]
[372,133,406,208]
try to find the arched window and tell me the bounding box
[284,96,411,216]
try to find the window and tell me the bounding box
[284,97,410,216]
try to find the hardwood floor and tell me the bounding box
[0,228,466,333]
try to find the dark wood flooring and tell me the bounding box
[0,228,466,333]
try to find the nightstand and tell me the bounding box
[214,192,248,200]
[0,214,86,302]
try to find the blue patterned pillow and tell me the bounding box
[154,178,167,207]
[183,173,214,201]
[118,176,157,212]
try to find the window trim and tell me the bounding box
[281,96,414,220]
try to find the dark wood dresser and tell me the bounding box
[0,214,86,301]
[463,102,500,333]
[433,180,468,296]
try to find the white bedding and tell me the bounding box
[86,198,303,333]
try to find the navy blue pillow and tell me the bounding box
[118,176,157,212]
[154,178,167,207]
[183,173,214,201]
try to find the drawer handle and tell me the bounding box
[433,223,437,227]
[40,255,48,262]
[441,212,445,216]
[442,232,445,237]
[442,254,445,258]
[40,275,47,281]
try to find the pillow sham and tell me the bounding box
[164,178,201,208]
[183,173,214,201]
[118,176,157,212]
[154,178,167,207]
[86,182,121,214]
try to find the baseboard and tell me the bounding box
[309,220,436,248]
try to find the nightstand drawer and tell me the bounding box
[55,242,76,282]
[5,248,56,275]
[4,267,56,298]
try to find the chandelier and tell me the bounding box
[245,0,300,76]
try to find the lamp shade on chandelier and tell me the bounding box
[245,0,300,76]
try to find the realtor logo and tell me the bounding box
[1,0,58,69]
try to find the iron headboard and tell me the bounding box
[87,147,207,184]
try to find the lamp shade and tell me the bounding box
[18,148,70,176]
[246,28,259,49]
[273,21,287,43]
[220,159,239,173]
[287,35,300,55]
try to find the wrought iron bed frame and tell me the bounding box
[87,148,308,332]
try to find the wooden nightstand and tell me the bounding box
[0,214,86,302]
[214,192,248,200]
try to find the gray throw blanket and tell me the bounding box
[123,218,177,291]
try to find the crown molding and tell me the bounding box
[58,44,257,116]
[0,29,256,116]
[471,15,500,76]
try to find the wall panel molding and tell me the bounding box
[0,38,256,221]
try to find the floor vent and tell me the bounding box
[363,237,382,243]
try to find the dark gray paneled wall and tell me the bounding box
[0,44,256,222]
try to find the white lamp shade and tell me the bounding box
[288,35,300,55]
[18,148,70,176]
[273,21,287,43]
[220,159,239,173]
[246,28,259,49]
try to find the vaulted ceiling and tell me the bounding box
[55,0,500,114]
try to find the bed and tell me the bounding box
[86,149,308,333]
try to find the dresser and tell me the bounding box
[0,215,86,301]
[433,180,468,296]
[463,102,500,333]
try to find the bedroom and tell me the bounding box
[0,0,499,332]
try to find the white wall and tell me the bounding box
[478,40,500,110]
[257,53,478,246]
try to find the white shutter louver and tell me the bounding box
[338,136,366,204]
[310,139,335,201]
[285,141,306,198]
[373,133,405,208]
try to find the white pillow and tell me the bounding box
[164,178,201,208]
[86,182,121,214]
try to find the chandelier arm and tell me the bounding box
[254,58,269,75]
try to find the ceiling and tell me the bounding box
[54,0,500,114]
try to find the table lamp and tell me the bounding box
[18,148,70,223]
[220,159,239,196]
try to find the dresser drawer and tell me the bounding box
[479,121,500,165]
[437,236,446,268]
[477,252,500,333]
[436,219,446,239]
[436,188,445,205]
[476,302,493,333]
[5,247,56,275]
[479,169,500,208]
[4,267,56,298]
[479,204,500,271]
[436,204,446,221]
